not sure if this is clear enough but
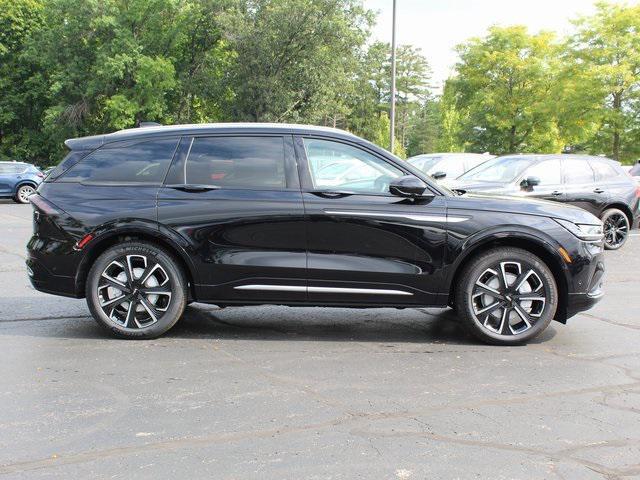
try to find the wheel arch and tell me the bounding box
[14,180,39,194]
[602,202,634,226]
[447,232,570,323]
[74,227,197,300]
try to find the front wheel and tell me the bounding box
[454,247,558,345]
[86,241,187,339]
[601,208,629,250]
[14,184,36,204]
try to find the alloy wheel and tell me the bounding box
[470,261,548,336]
[603,212,628,249]
[18,185,35,203]
[97,254,172,329]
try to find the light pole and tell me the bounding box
[389,0,397,153]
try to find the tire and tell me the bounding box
[86,241,187,339]
[601,208,629,250]
[454,247,558,345]
[14,184,36,204]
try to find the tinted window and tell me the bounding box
[458,156,533,183]
[304,138,402,194]
[589,160,619,181]
[185,137,286,189]
[60,138,178,184]
[522,160,562,185]
[564,159,595,184]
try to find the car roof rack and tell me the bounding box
[137,121,162,128]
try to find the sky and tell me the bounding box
[366,0,616,91]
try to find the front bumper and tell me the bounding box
[564,249,605,320]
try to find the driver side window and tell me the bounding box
[303,138,402,194]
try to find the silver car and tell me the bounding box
[407,153,494,182]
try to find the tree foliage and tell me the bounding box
[1,0,640,165]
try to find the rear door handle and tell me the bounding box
[551,191,563,196]
[593,188,605,194]
[166,184,219,192]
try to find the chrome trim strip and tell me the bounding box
[235,285,306,292]
[324,210,468,223]
[308,286,412,296]
[234,284,412,296]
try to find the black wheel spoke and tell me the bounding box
[123,299,137,328]
[474,283,504,300]
[499,308,511,335]
[100,277,130,292]
[513,304,533,329]
[138,296,160,324]
[140,285,171,294]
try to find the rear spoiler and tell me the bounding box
[64,134,105,151]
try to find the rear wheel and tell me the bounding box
[454,247,558,345]
[86,242,187,339]
[601,208,629,250]
[14,184,36,204]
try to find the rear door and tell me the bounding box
[156,134,307,304]
[295,136,448,306]
[562,158,605,216]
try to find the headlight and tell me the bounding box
[554,218,603,241]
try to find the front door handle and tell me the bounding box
[593,188,605,194]
[551,191,563,196]
[166,184,219,192]
[311,191,353,198]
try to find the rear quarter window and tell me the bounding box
[59,138,179,184]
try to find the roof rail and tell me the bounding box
[137,121,162,128]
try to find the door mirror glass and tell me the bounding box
[431,171,447,180]
[389,175,429,197]
[520,176,541,188]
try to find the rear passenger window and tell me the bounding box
[564,159,595,184]
[60,138,178,184]
[185,137,286,189]
[590,160,619,181]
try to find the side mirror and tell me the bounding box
[521,176,541,188]
[431,171,447,180]
[389,175,429,198]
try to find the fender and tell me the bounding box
[444,224,572,289]
[74,219,199,295]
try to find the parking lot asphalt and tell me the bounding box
[0,200,639,479]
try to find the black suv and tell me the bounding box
[27,124,605,344]
[449,154,640,250]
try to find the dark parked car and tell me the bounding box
[450,154,640,250]
[407,153,493,182]
[27,124,605,344]
[0,161,44,203]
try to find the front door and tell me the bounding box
[295,136,448,306]
[518,158,565,202]
[157,135,307,304]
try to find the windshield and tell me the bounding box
[409,156,441,173]
[458,156,534,183]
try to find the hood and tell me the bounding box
[447,192,601,225]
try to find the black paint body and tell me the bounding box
[27,124,606,322]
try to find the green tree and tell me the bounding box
[220,0,373,123]
[568,1,640,162]
[447,26,566,154]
